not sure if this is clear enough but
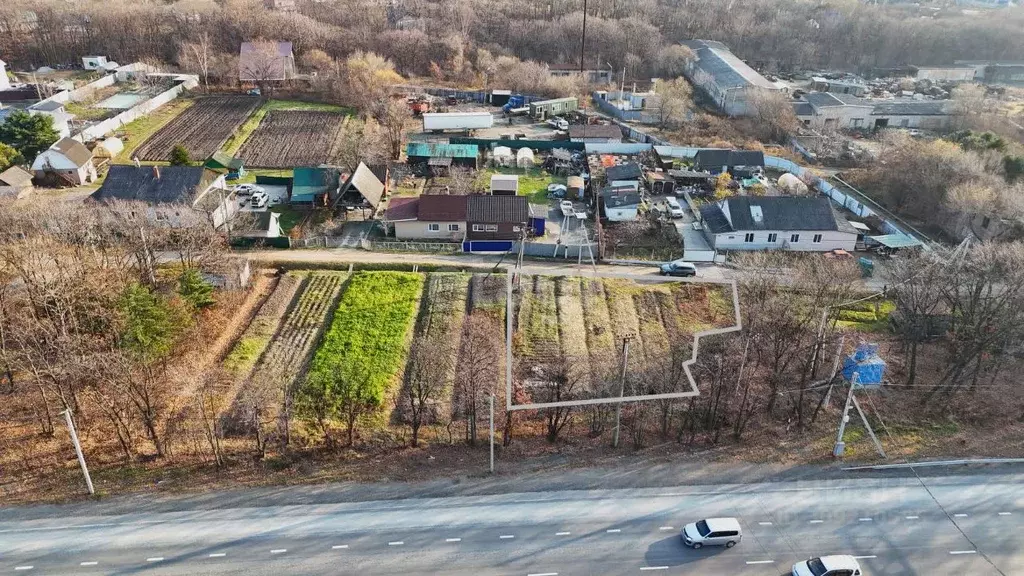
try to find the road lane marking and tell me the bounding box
[270,549,287,554]
[905,516,919,520]
[527,573,558,576]
[388,541,404,546]
[332,545,349,549]
[146,558,163,562]
[858,518,873,522]
[500,535,515,539]
[853,555,877,559]
[640,567,668,571]
[606,529,622,533]
[998,512,1012,516]
[14,567,33,571]
[954,513,968,518]
[446,538,462,542]
[555,531,571,536]
[746,560,774,565]
[809,520,824,524]
[208,553,226,558]
[659,526,674,530]
[758,521,773,526]
[80,562,98,566]
[949,550,977,555]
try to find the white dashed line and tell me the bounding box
[858,518,873,522]
[332,545,349,549]
[555,531,571,536]
[640,567,669,571]
[758,521,773,526]
[998,512,1012,516]
[809,520,824,524]
[14,567,33,571]
[528,573,558,576]
[659,526,674,530]
[905,516,919,520]
[446,538,462,543]
[388,542,404,546]
[950,550,977,555]
[746,560,774,565]
[500,535,515,539]
[270,549,287,554]
[606,529,622,533]
[954,514,969,518]
[208,553,226,558]
[146,558,164,562]
[80,562,98,566]
[853,555,877,559]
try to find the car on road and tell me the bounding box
[233,183,264,196]
[665,196,685,218]
[791,555,863,576]
[680,517,741,549]
[659,260,697,277]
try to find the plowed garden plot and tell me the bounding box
[133,96,259,161]
[237,110,347,168]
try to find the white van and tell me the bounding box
[680,517,742,549]
[792,555,863,576]
[250,191,269,209]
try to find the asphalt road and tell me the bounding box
[1,474,1019,575]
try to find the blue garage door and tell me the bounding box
[463,241,514,253]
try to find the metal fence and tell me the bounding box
[361,239,462,254]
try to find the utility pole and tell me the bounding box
[62,409,95,495]
[833,373,857,458]
[612,336,632,448]
[489,394,495,473]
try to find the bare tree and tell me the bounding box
[454,312,502,445]
[373,97,410,161]
[746,89,799,143]
[179,32,213,91]
[404,335,456,447]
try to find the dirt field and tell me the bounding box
[132,96,260,161]
[237,110,348,168]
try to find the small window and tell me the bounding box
[485,224,498,232]
[744,233,754,243]
[813,233,823,243]
[790,233,800,243]
[767,233,778,243]
[512,225,522,232]
[448,224,460,231]
[427,223,440,232]
[472,224,484,232]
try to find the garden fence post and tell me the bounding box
[62,409,94,495]
[489,394,495,473]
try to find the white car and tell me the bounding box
[250,191,269,208]
[792,555,863,576]
[680,517,741,548]
[233,183,265,196]
[665,196,685,218]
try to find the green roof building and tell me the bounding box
[204,151,245,178]
[292,167,339,204]
[406,142,479,169]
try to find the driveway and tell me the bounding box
[238,185,288,213]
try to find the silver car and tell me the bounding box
[680,517,742,549]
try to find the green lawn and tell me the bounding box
[270,205,305,234]
[475,167,566,203]
[114,98,195,164]
[221,99,353,156]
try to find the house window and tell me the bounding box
[448,224,460,231]
[813,233,823,243]
[744,233,754,243]
[472,224,484,232]
[155,212,168,221]
[790,233,800,243]
[485,224,498,232]
[512,225,522,232]
[768,233,778,243]
[851,118,864,127]
[427,223,440,232]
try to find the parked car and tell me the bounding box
[791,555,863,576]
[250,191,269,209]
[680,517,741,549]
[233,183,264,196]
[559,200,575,217]
[665,196,685,218]
[546,117,569,130]
[660,260,698,277]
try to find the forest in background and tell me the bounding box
[1,0,1023,85]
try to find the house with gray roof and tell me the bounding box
[91,165,234,229]
[699,196,857,252]
[31,137,96,185]
[793,92,953,131]
[681,39,781,117]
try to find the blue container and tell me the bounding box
[842,343,886,386]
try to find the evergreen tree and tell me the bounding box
[0,111,59,160]
[0,142,24,172]
[169,144,191,166]
[178,268,216,310]
[119,283,186,362]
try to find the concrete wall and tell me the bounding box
[800,104,874,130]
[916,68,975,82]
[74,79,194,142]
[871,114,952,131]
[712,229,857,251]
[605,206,638,221]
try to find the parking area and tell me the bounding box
[237,184,288,212]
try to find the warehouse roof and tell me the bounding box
[92,165,220,205]
[467,194,529,223]
[870,100,950,116]
[568,124,622,139]
[406,142,479,159]
[682,39,776,90]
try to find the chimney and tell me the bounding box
[152,165,160,180]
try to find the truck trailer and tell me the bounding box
[422,112,494,133]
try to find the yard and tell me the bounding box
[113,98,195,163]
[222,99,353,157]
[476,166,566,203]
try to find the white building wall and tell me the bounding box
[394,220,466,241]
[806,105,874,130]
[872,114,951,131]
[712,229,856,252]
[606,206,638,221]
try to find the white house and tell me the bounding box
[31,137,97,185]
[27,100,72,138]
[601,188,641,222]
[699,196,858,252]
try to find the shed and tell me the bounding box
[406,142,480,170]
[336,162,385,209]
[292,167,340,204]
[516,147,535,168]
[529,97,578,120]
[92,137,124,159]
[567,175,585,199]
[492,146,514,167]
[205,151,246,178]
[0,166,34,199]
[490,90,512,107]
[490,174,519,196]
